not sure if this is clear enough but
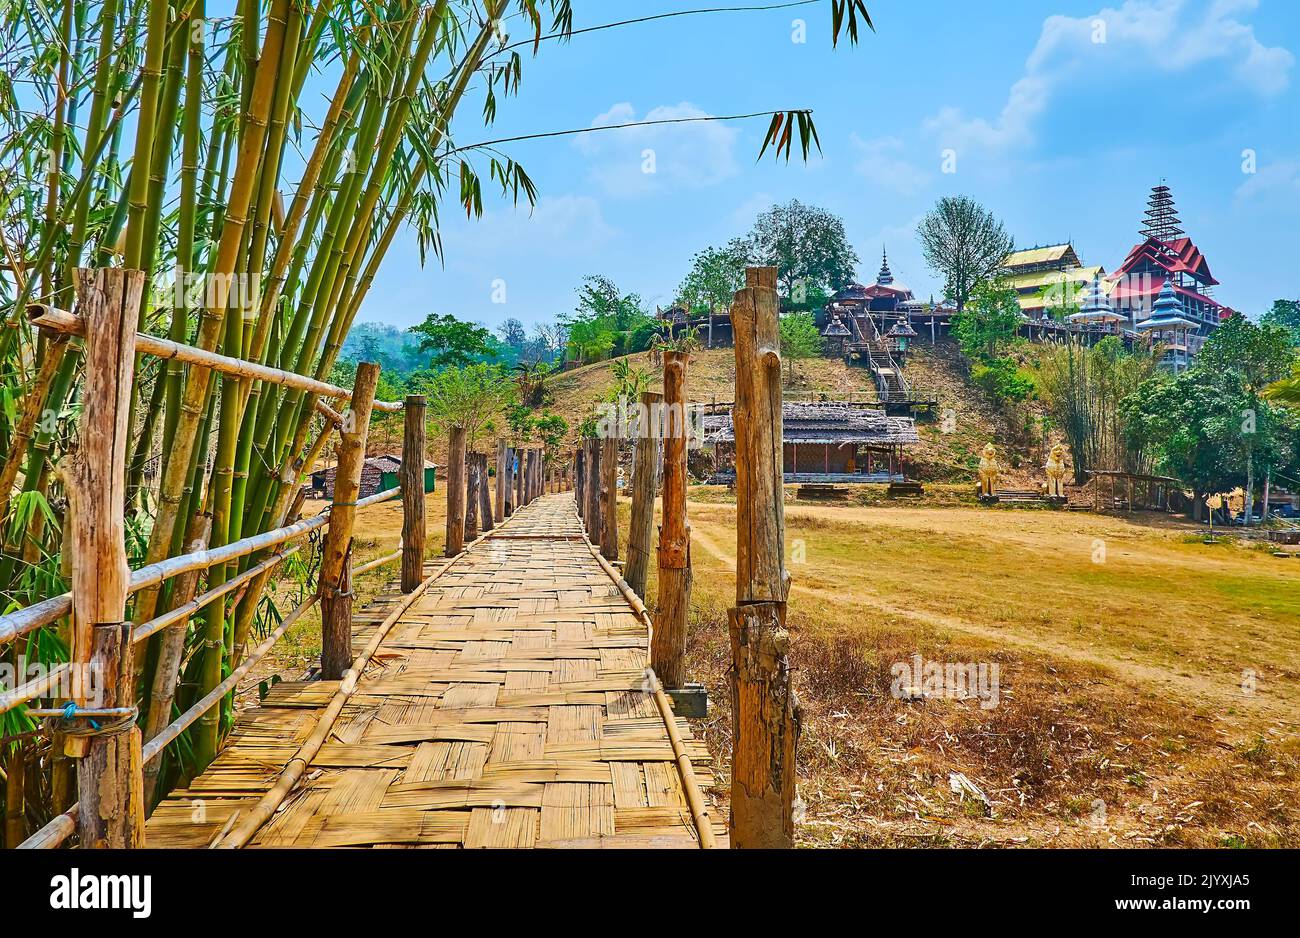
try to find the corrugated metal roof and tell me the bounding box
[1003,244,1073,267]
[704,402,919,445]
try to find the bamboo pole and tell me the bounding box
[63,267,146,848]
[494,440,506,523]
[477,454,494,533]
[626,390,662,599]
[27,304,401,409]
[654,355,691,688]
[465,450,482,542]
[141,513,211,801]
[600,435,618,559]
[445,427,467,556]
[400,395,427,592]
[729,267,800,849]
[318,362,380,681]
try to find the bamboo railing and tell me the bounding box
[4,270,421,849]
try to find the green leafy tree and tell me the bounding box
[408,313,498,369]
[1261,298,1300,345]
[779,312,824,384]
[917,196,1015,312]
[421,363,516,448]
[953,278,1022,361]
[739,200,859,303]
[533,412,570,463]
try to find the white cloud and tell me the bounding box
[1235,159,1300,204]
[453,194,617,257]
[576,101,740,197]
[925,0,1293,156]
[850,134,929,194]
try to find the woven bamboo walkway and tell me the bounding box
[146,494,722,848]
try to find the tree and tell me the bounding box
[1261,298,1300,345]
[916,196,1015,312]
[533,413,570,463]
[421,363,516,448]
[561,275,652,363]
[740,200,859,303]
[952,278,1022,361]
[779,312,824,384]
[498,318,527,350]
[676,242,747,346]
[408,313,498,369]
[1193,313,1296,521]
[1038,337,1158,481]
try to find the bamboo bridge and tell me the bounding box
[147,495,721,849]
[6,265,798,851]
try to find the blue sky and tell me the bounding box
[356,0,1300,332]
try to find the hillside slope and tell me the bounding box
[544,339,1041,484]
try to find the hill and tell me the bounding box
[543,338,1042,484]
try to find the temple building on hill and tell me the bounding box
[1001,243,1105,318]
[1106,185,1229,346]
[1135,277,1199,373]
[821,249,924,337]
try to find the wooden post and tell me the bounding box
[64,267,147,848]
[465,450,481,541]
[626,390,662,598]
[400,394,427,593]
[446,426,467,556]
[512,446,522,511]
[576,447,586,519]
[478,453,494,532]
[502,445,515,517]
[600,434,618,559]
[654,355,691,688]
[320,361,381,681]
[584,439,601,542]
[494,440,506,523]
[728,266,800,849]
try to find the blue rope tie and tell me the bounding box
[60,701,100,730]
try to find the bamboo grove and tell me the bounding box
[0,0,871,845]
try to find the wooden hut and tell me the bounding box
[704,401,918,483]
[312,454,436,500]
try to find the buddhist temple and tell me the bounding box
[1067,274,1124,334]
[1001,242,1105,318]
[1135,278,1198,372]
[1107,185,1228,348]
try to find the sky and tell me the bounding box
[354,0,1300,332]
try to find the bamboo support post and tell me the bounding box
[494,440,506,523]
[515,446,526,508]
[502,445,515,517]
[400,395,427,592]
[599,435,619,559]
[477,453,494,532]
[445,426,467,556]
[575,448,586,519]
[465,451,482,541]
[654,356,691,689]
[319,361,380,680]
[584,439,601,542]
[64,267,147,848]
[728,266,800,849]
[626,390,663,599]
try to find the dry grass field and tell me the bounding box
[247,484,1299,847]
[636,489,1300,848]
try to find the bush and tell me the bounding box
[971,356,1036,403]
